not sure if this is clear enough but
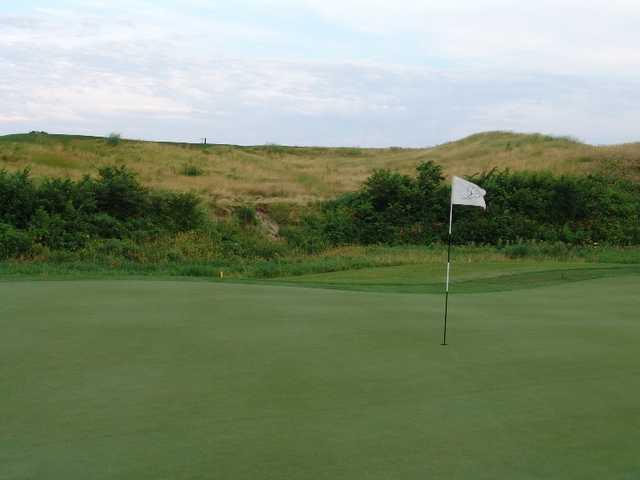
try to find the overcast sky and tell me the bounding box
[2,0,640,146]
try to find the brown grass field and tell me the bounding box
[1,131,639,205]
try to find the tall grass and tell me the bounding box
[1,131,638,204]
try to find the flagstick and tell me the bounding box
[442,201,453,346]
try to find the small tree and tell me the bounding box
[92,166,146,220]
[106,132,121,146]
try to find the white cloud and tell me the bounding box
[0,9,414,126]
[299,0,640,75]
[1,1,640,145]
[0,114,30,123]
[30,84,195,118]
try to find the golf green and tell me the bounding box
[2,276,639,479]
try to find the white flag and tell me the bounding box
[451,176,486,209]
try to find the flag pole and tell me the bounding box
[441,176,486,346]
[442,199,453,346]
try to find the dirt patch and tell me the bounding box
[256,209,280,240]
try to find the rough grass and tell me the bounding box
[2,131,639,204]
[3,244,640,284]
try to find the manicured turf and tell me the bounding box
[274,261,640,293]
[2,272,640,479]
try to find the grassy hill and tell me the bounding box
[1,131,638,204]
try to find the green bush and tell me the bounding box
[0,168,37,229]
[315,163,640,247]
[2,160,640,266]
[147,191,205,233]
[0,166,206,257]
[235,206,257,226]
[0,223,33,259]
[180,164,204,176]
[318,161,447,245]
[280,214,330,254]
[93,166,147,220]
[106,133,121,146]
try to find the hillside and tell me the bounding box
[1,131,638,205]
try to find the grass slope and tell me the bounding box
[2,275,640,479]
[269,261,640,293]
[3,250,640,291]
[1,131,639,204]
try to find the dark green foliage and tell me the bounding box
[0,169,37,229]
[0,167,205,256]
[265,203,297,226]
[0,165,294,264]
[235,206,257,226]
[458,170,640,245]
[280,211,330,254]
[147,190,204,233]
[106,132,121,146]
[316,163,640,246]
[0,223,33,259]
[318,161,447,244]
[181,164,204,176]
[2,160,640,266]
[93,166,147,220]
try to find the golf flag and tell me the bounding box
[442,176,487,345]
[451,176,486,209]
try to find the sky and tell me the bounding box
[2,0,640,146]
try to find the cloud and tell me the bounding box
[1,1,640,145]
[299,0,640,75]
[0,9,414,128]
[0,114,30,123]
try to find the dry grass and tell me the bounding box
[1,131,639,205]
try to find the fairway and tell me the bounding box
[2,275,640,479]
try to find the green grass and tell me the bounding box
[2,267,640,479]
[270,261,640,293]
[3,243,640,287]
[180,164,205,176]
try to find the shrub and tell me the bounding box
[28,207,90,250]
[0,169,37,229]
[181,164,204,176]
[315,163,640,247]
[235,206,257,226]
[0,166,207,258]
[315,161,447,245]
[0,223,33,259]
[92,166,147,220]
[106,132,121,146]
[89,213,127,239]
[280,215,330,254]
[88,238,143,261]
[147,191,205,233]
[266,203,297,226]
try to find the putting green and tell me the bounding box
[272,261,640,293]
[1,275,640,479]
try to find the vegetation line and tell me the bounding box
[1,131,640,283]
